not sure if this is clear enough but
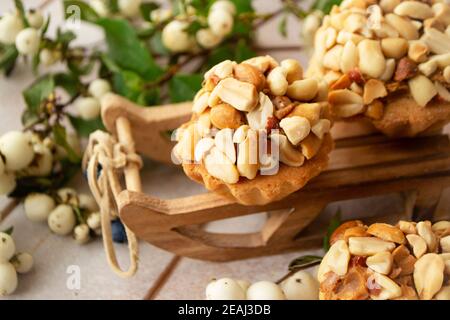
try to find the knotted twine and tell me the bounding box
[82,130,142,278]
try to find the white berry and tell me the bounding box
[236,279,251,292]
[90,0,110,17]
[57,188,78,206]
[162,20,194,53]
[208,10,233,37]
[75,97,101,120]
[150,8,171,23]
[88,79,111,99]
[205,278,246,300]
[73,224,90,244]
[24,193,55,222]
[0,263,18,296]
[210,0,236,15]
[0,131,34,171]
[11,252,33,274]
[302,12,322,45]
[247,281,286,300]
[118,0,142,17]
[87,212,101,230]
[280,270,319,300]
[39,49,59,66]
[0,232,15,263]
[15,28,40,55]
[0,172,16,195]
[78,194,99,212]
[0,13,23,45]
[48,204,76,235]
[23,143,53,177]
[196,28,223,49]
[26,10,44,29]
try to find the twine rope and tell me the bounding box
[82,130,142,278]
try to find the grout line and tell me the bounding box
[143,255,182,300]
[29,232,52,254]
[0,198,20,224]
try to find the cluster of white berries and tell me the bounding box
[74,79,112,120]
[0,231,33,296]
[24,188,101,245]
[301,10,324,50]
[0,131,74,196]
[162,0,236,53]
[205,270,319,300]
[91,0,142,18]
[0,9,49,59]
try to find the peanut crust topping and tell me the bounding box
[309,0,450,119]
[173,56,332,184]
[318,219,450,300]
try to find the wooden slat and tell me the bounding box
[328,135,450,171]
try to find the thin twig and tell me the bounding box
[0,198,20,223]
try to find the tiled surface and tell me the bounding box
[154,250,323,300]
[1,0,450,300]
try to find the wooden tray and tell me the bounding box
[92,94,450,262]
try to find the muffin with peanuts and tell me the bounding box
[306,0,450,137]
[318,219,450,300]
[173,56,333,205]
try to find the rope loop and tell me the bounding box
[82,130,140,278]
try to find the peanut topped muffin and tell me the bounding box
[173,56,333,205]
[318,219,450,300]
[307,0,450,136]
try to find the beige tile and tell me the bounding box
[154,249,323,300]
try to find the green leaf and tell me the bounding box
[184,21,206,36]
[188,0,211,16]
[100,53,122,73]
[288,255,323,272]
[21,109,40,127]
[323,208,342,251]
[72,206,86,224]
[63,0,100,23]
[169,74,202,103]
[56,29,77,45]
[150,31,171,56]
[23,75,55,113]
[206,45,234,69]
[2,226,14,235]
[278,14,288,38]
[54,73,81,98]
[136,89,160,106]
[108,0,120,13]
[52,124,81,163]
[231,0,254,13]
[0,45,19,74]
[14,0,30,27]
[313,0,343,14]
[234,39,256,62]
[69,116,104,137]
[97,18,163,80]
[41,15,51,36]
[140,1,160,21]
[112,69,145,102]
